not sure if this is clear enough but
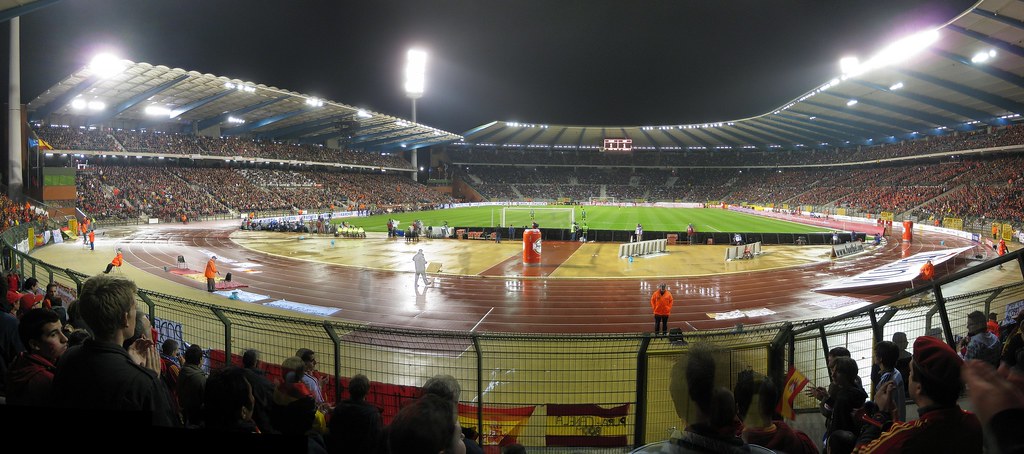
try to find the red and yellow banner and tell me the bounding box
[459,403,535,448]
[777,367,809,420]
[546,403,630,447]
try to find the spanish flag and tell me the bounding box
[776,367,809,420]
[458,403,535,447]
[39,139,54,150]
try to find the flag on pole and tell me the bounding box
[776,367,809,420]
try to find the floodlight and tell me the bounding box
[839,56,860,75]
[889,82,904,91]
[70,99,86,110]
[144,105,171,116]
[847,99,858,107]
[357,110,372,119]
[89,53,126,78]
[87,101,106,111]
[971,50,996,63]
[404,49,427,98]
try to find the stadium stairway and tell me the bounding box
[665,176,678,187]
[900,182,967,220]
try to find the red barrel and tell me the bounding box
[523,228,542,265]
[902,220,913,242]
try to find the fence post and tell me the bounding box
[324,322,342,405]
[934,285,955,349]
[818,326,830,365]
[65,269,83,294]
[633,333,652,448]
[472,334,484,445]
[210,307,232,367]
[137,291,157,326]
[769,323,792,389]
[868,310,882,347]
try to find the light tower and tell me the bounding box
[404,49,426,182]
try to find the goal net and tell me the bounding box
[501,207,574,229]
[588,197,617,204]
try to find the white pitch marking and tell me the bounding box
[471,307,495,332]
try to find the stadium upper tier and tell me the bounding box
[34,126,415,170]
[449,122,1024,168]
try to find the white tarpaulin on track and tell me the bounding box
[815,246,972,291]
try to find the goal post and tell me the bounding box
[501,207,575,229]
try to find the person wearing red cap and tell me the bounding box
[854,335,982,453]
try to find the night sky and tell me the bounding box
[0,0,976,134]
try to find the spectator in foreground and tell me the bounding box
[422,374,483,454]
[203,366,258,433]
[386,393,465,454]
[854,336,982,453]
[961,358,1024,454]
[178,343,207,427]
[329,374,382,454]
[51,274,179,427]
[241,348,276,434]
[5,308,67,406]
[632,344,772,453]
[960,310,1001,366]
[733,371,817,454]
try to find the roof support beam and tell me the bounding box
[196,96,288,131]
[0,0,63,23]
[575,127,587,149]
[798,101,906,137]
[713,127,763,148]
[546,127,569,149]
[730,123,792,147]
[637,128,661,151]
[675,129,715,149]
[221,108,310,135]
[257,114,351,140]
[346,126,419,144]
[89,74,190,125]
[496,127,532,146]
[465,125,508,144]
[895,67,1024,117]
[775,112,866,144]
[849,79,1001,126]
[170,89,234,119]
[818,90,942,131]
[749,119,829,145]
[696,128,742,148]
[656,129,689,149]
[948,24,1024,60]
[29,74,103,122]
[970,9,1024,33]
[358,131,434,149]
[929,48,1024,92]
[518,127,548,146]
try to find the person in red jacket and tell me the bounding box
[998,239,1009,269]
[650,283,674,336]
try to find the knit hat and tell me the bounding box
[912,335,962,385]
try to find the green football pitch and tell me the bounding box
[333,206,827,233]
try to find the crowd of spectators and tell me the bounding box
[34,125,412,169]
[75,164,451,221]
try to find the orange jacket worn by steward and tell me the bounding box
[110,252,123,267]
[998,240,1008,256]
[920,262,935,281]
[205,259,217,279]
[650,289,674,316]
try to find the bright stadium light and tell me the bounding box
[839,56,860,75]
[405,49,427,100]
[89,53,126,78]
[889,82,904,91]
[87,101,106,111]
[838,28,939,79]
[847,99,858,107]
[70,99,87,110]
[144,105,172,116]
[357,109,372,119]
[971,49,996,63]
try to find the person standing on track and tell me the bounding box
[650,283,674,336]
[412,249,432,287]
[205,256,219,292]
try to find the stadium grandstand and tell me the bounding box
[4,0,1024,452]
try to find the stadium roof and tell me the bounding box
[463,0,1024,152]
[24,59,463,152]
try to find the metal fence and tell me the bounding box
[5,222,1023,452]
